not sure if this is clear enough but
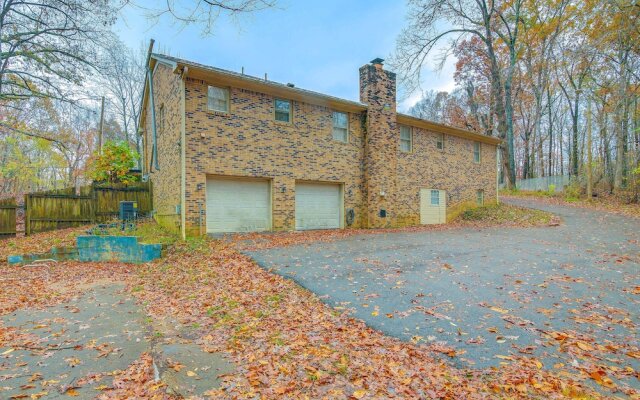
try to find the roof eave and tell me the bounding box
[397,113,502,145]
[158,56,368,113]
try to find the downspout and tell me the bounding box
[145,40,160,171]
[138,128,145,172]
[496,144,501,204]
[180,67,188,240]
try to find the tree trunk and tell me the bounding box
[571,93,580,177]
[587,99,593,198]
[614,35,630,190]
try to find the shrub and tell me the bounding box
[89,141,139,184]
[547,184,556,195]
[564,181,582,201]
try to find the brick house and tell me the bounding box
[139,53,501,238]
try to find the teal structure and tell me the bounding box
[7,236,161,265]
[77,236,161,263]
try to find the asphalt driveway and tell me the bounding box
[248,198,640,390]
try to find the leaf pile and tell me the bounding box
[0,226,88,264]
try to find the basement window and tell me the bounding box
[400,125,412,152]
[477,189,484,206]
[332,111,348,142]
[473,141,481,163]
[275,99,291,122]
[437,133,445,150]
[207,85,229,113]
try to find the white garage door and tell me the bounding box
[206,178,271,233]
[295,183,341,230]
[420,189,446,224]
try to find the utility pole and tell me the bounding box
[98,96,105,154]
[587,97,593,199]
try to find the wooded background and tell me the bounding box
[394,0,639,196]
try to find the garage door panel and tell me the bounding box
[295,183,341,230]
[206,178,271,233]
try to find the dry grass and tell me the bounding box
[501,190,640,219]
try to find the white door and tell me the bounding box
[295,183,341,230]
[420,189,446,224]
[206,178,271,233]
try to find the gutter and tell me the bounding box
[146,40,160,171]
[180,67,188,240]
[496,145,500,204]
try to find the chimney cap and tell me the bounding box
[370,57,385,65]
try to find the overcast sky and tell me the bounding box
[114,0,457,112]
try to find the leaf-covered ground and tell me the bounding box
[247,198,640,398]
[0,206,635,399]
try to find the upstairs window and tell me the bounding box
[332,111,348,142]
[275,99,291,122]
[207,86,229,112]
[473,141,481,163]
[400,125,412,152]
[437,133,445,150]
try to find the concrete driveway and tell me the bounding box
[248,198,640,390]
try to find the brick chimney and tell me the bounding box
[359,58,398,228]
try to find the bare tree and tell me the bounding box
[131,0,277,35]
[0,0,117,103]
[100,41,145,154]
[408,90,449,122]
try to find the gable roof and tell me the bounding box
[152,53,368,113]
[139,53,502,146]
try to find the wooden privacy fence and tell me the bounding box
[0,198,17,238]
[23,182,152,236]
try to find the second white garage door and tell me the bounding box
[295,183,341,230]
[206,178,271,233]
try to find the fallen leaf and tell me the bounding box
[353,389,367,399]
[576,341,593,351]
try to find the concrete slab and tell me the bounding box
[0,283,149,399]
[0,282,236,399]
[156,343,234,398]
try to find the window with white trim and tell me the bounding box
[477,189,484,206]
[207,86,229,112]
[473,141,481,163]
[400,125,412,152]
[332,111,348,142]
[275,99,291,122]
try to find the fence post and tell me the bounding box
[24,194,30,236]
[91,183,97,224]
